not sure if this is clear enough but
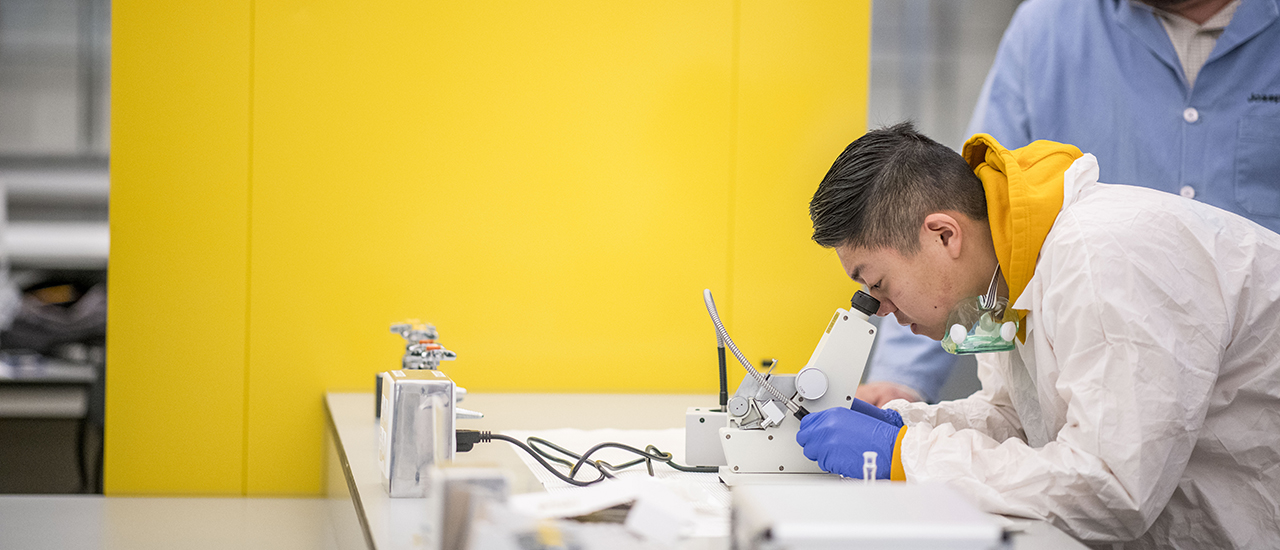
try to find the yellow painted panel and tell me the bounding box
[730,1,872,378]
[105,0,250,494]
[107,0,868,495]
[245,1,735,493]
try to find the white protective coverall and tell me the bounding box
[890,155,1280,549]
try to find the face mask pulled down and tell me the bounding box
[941,265,1020,355]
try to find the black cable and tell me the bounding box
[542,438,719,476]
[457,430,719,487]
[567,441,719,476]
[527,436,647,473]
[641,445,719,474]
[457,430,608,487]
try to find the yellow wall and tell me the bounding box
[107,1,251,494]
[107,1,870,494]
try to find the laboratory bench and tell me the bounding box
[0,358,102,493]
[324,391,1089,550]
[0,359,97,419]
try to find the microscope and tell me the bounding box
[687,290,881,485]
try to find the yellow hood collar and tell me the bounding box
[962,134,1082,332]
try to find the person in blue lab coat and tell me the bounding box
[858,0,1280,407]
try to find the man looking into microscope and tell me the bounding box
[859,0,1280,407]
[798,122,1280,547]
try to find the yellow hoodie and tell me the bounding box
[962,134,1083,338]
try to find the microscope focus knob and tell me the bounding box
[795,367,829,400]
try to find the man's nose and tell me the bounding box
[875,297,896,317]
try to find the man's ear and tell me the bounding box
[921,212,963,259]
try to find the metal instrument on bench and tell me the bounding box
[379,320,484,497]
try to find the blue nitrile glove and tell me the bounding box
[849,398,904,428]
[796,407,900,479]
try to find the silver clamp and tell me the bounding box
[405,341,457,370]
[390,321,456,370]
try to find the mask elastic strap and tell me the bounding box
[979,265,1002,309]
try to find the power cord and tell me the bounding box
[528,436,719,477]
[456,429,718,487]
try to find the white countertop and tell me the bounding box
[0,496,337,550]
[325,391,1087,550]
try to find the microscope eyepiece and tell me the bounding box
[850,290,880,316]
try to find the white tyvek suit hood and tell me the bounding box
[890,154,1280,548]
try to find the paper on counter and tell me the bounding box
[509,477,693,545]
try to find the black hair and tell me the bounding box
[809,122,987,252]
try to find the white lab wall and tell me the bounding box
[869,0,1021,151]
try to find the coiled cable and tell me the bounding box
[456,430,717,487]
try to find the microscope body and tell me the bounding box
[714,306,878,485]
